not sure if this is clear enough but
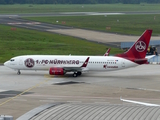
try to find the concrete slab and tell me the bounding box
[0,65,160,119]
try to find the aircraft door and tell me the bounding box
[19,57,23,65]
[121,59,125,67]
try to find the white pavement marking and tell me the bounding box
[120,98,160,106]
[61,12,124,16]
[67,101,82,103]
[0,15,18,17]
[8,22,41,25]
[39,100,54,102]
[138,88,160,92]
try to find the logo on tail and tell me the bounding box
[116,29,152,64]
[135,41,146,52]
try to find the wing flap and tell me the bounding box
[53,57,90,72]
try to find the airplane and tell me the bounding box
[4,29,152,77]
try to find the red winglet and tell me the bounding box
[104,48,111,56]
[81,57,90,67]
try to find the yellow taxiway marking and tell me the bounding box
[0,78,52,107]
[44,74,65,78]
[44,74,55,78]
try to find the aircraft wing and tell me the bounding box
[145,55,155,59]
[63,67,87,72]
[62,57,90,72]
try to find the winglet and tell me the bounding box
[81,57,90,67]
[104,48,111,56]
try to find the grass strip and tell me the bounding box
[0,4,160,13]
[0,24,123,63]
[25,14,160,35]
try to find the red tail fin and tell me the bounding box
[116,30,152,61]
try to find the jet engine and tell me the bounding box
[49,67,65,75]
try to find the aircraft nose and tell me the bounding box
[4,61,9,67]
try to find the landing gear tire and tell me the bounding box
[73,73,78,77]
[73,72,82,77]
[17,70,21,75]
[77,72,82,76]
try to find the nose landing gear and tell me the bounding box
[17,70,21,75]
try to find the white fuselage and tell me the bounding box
[4,55,138,72]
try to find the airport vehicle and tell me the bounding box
[4,30,152,77]
[147,46,158,55]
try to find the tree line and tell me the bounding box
[0,0,160,4]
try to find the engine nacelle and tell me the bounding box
[49,67,65,75]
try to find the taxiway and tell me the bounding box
[0,65,160,118]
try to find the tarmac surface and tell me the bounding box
[0,11,160,18]
[0,65,160,119]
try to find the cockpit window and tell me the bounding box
[10,59,15,62]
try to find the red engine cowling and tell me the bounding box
[49,67,65,75]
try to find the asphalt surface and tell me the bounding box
[0,17,72,30]
[0,12,124,18]
[0,12,160,48]
[0,11,160,18]
[0,65,160,119]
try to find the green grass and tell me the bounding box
[25,14,160,35]
[0,4,160,13]
[0,25,123,63]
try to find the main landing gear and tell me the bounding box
[17,70,21,75]
[73,71,82,77]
